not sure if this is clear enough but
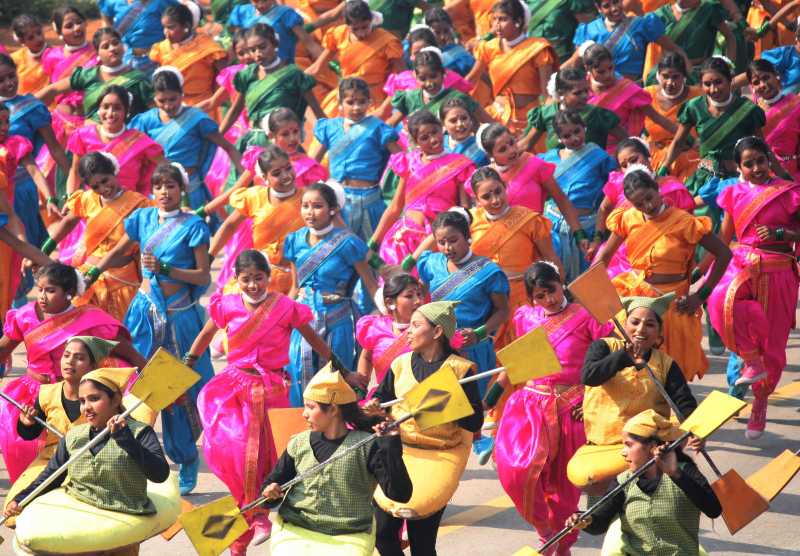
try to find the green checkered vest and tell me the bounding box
[64,420,156,515]
[280,430,377,536]
[617,464,700,556]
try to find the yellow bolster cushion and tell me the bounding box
[567,444,627,489]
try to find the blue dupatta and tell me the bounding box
[151,107,217,176]
[328,117,383,160]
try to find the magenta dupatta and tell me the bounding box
[382,69,472,96]
[43,44,98,109]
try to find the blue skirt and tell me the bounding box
[341,185,385,241]
[545,203,595,284]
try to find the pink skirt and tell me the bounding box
[0,375,46,482]
[495,385,585,553]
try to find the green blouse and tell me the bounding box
[391,87,479,119]
[233,63,317,127]
[70,67,153,121]
[525,102,620,149]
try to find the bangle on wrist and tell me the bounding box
[474,325,487,341]
[86,265,102,280]
[303,22,315,32]
[401,254,417,271]
[182,354,199,364]
[41,237,57,255]
[368,252,385,270]
[697,284,712,302]
[756,20,771,38]
[593,229,609,242]
[483,382,505,407]
[194,205,207,219]
[159,261,172,277]
[367,238,379,251]
[573,229,589,242]
[775,227,785,241]
[46,196,58,206]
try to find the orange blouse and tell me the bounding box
[148,34,227,106]
[11,48,49,94]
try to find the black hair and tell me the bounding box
[78,152,117,182]
[553,109,585,135]
[0,102,8,115]
[0,54,15,70]
[407,109,442,139]
[491,0,526,28]
[247,22,279,46]
[746,58,778,81]
[413,48,444,75]
[318,401,383,432]
[734,136,771,164]
[35,262,79,296]
[152,68,183,93]
[523,261,562,297]
[477,122,510,155]
[408,27,438,48]
[699,56,733,82]
[53,6,86,34]
[623,169,660,198]
[338,76,371,100]
[232,27,250,54]
[469,166,505,194]
[92,27,121,50]
[432,209,471,239]
[582,44,613,69]
[266,107,300,134]
[440,97,475,124]
[68,338,98,367]
[305,182,339,209]
[615,137,650,160]
[657,52,688,77]
[382,272,422,300]
[11,15,40,40]
[344,0,373,24]
[424,7,454,28]
[151,163,187,189]
[96,84,131,115]
[555,68,588,96]
[163,3,196,29]
[256,143,291,175]
[234,249,271,276]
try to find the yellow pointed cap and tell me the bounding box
[623,409,681,441]
[303,363,357,405]
[417,300,460,339]
[81,367,137,395]
[621,292,676,319]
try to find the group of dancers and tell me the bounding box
[1,0,799,553]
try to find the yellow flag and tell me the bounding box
[496,327,561,384]
[567,263,623,324]
[402,364,473,430]
[746,449,800,502]
[268,408,308,455]
[130,348,201,413]
[678,390,746,439]
[510,548,543,556]
[179,495,250,556]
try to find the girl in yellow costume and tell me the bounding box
[368,301,484,555]
[595,169,732,381]
[45,152,151,322]
[261,364,412,556]
[566,294,700,494]
[9,15,51,95]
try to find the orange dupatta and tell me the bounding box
[404,156,473,208]
[625,207,688,266]
[472,207,539,257]
[11,49,49,94]
[74,191,144,266]
[339,29,397,79]
[252,193,304,261]
[488,38,550,97]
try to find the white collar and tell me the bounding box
[176,34,195,47]
[762,92,784,105]
[544,297,568,315]
[101,188,124,202]
[494,162,510,172]
[64,41,88,53]
[158,208,181,218]
[393,321,410,332]
[708,92,733,108]
[643,203,667,220]
[454,249,473,266]
[100,63,129,75]
[242,291,269,304]
[309,223,334,237]
[660,83,686,100]
[44,304,75,318]
[485,205,511,221]
[271,187,296,199]
[262,56,282,71]
[0,95,15,102]
[504,32,527,48]
[99,125,125,140]
[343,117,364,126]
[423,151,446,161]
[28,45,47,59]
[422,86,444,102]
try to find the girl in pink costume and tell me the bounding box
[493,262,613,555]
[747,59,800,182]
[707,137,800,439]
[0,263,144,482]
[370,109,473,265]
[355,272,422,397]
[191,250,334,555]
[590,137,695,278]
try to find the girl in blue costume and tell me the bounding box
[310,77,401,241]
[90,162,213,495]
[98,0,179,74]
[424,7,475,77]
[284,182,378,406]
[538,110,616,282]
[130,67,244,229]
[566,0,688,81]
[441,98,490,167]
[408,209,510,394]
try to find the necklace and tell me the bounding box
[100,63,128,75]
[708,93,733,108]
[454,249,473,266]
[262,56,282,71]
[485,206,511,221]
[242,291,269,304]
[505,33,527,48]
[64,41,88,53]
[271,187,296,199]
[100,125,125,140]
[158,208,181,218]
[309,223,334,237]
[545,298,569,315]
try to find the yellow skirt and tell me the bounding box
[374,430,472,519]
[567,444,627,489]
[269,514,375,556]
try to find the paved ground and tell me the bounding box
[1,282,799,555]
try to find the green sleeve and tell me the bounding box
[297,69,317,93]
[391,91,409,115]
[677,99,698,127]
[69,66,93,92]
[597,106,621,130]
[233,65,255,94]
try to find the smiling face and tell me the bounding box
[387,284,423,323]
[442,107,473,142]
[0,62,20,98]
[60,12,87,46]
[413,122,444,156]
[86,172,120,200]
[529,282,566,314]
[236,266,269,300]
[152,177,183,211]
[415,64,444,97]
[270,121,301,154]
[557,122,586,150]
[617,146,650,172]
[97,93,127,132]
[626,186,663,218]
[61,340,95,383]
[701,70,731,103]
[301,189,335,230]
[96,33,125,67]
[657,67,686,98]
[749,69,781,101]
[474,178,509,216]
[738,147,771,185]
[490,131,520,166]
[79,380,120,429]
[434,225,470,261]
[407,310,442,351]
[597,0,624,23]
[262,156,296,192]
[624,306,662,352]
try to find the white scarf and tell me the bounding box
[485,205,511,221]
[708,92,734,108]
[242,291,269,304]
[309,223,334,237]
[100,125,125,140]
[271,187,297,199]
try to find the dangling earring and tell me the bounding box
[329,210,335,215]
[66,294,73,301]
[388,304,396,311]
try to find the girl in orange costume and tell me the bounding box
[9,15,52,95]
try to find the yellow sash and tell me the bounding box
[159,34,223,72]
[252,193,304,259]
[625,207,687,266]
[472,207,537,257]
[76,191,142,266]
[488,38,548,96]
[341,30,396,77]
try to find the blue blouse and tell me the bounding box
[761,45,800,94]
[99,0,178,50]
[441,43,475,77]
[227,4,304,63]
[444,134,489,167]
[314,116,398,183]
[6,95,51,154]
[539,146,617,210]
[129,107,219,170]
[573,15,665,78]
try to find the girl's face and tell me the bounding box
[340,89,370,122]
[87,173,120,199]
[0,63,20,98]
[270,121,301,153]
[490,131,521,166]
[263,156,296,191]
[414,123,444,155]
[434,225,470,261]
[598,0,624,23]
[60,13,87,46]
[408,39,430,62]
[738,147,771,185]
[430,21,453,46]
[617,146,650,172]
[557,122,586,150]
[18,25,46,53]
[749,70,781,101]
[301,190,335,229]
[247,35,277,66]
[36,276,71,314]
[234,40,254,64]
[657,67,686,98]
[161,15,190,44]
[388,284,423,323]
[348,19,373,41]
[490,10,521,39]
[529,282,566,314]
[561,80,590,109]
[415,64,444,97]
[590,59,616,86]
[152,178,183,211]
[79,381,119,429]
[701,70,731,103]
[407,310,440,351]
[443,107,473,142]
[624,307,662,351]
[474,178,508,216]
[98,94,127,131]
[97,34,125,67]
[626,186,663,217]
[253,0,275,13]
[236,266,269,300]
[302,399,336,432]
[0,110,10,142]
[622,432,655,469]
[154,90,183,118]
[61,340,94,382]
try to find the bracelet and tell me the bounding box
[697,284,712,302]
[593,229,609,242]
[367,238,379,251]
[41,237,57,255]
[158,261,172,277]
[775,227,785,241]
[690,267,703,284]
[303,22,315,32]
[401,254,417,271]
[182,353,199,365]
[756,20,771,38]
[474,325,487,341]
[733,18,747,31]
[573,229,589,242]
[194,205,207,219]
[483,382,504,407]
[46,196,58,206]
[368,252,385,270]
[85,265,102,281]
